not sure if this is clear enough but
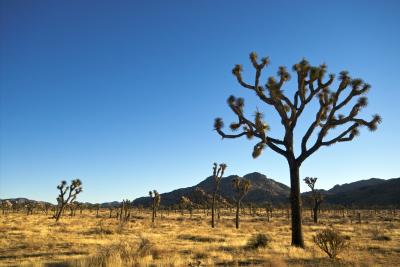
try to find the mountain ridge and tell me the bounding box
[3,173,399,207]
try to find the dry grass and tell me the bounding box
[0,209,399,266]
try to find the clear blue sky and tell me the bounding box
[1,0,399,203]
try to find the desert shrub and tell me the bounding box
[343,235,351,240]
[137,236,153,256]
[313,228,348,259]
[177,234,225,242]
[370,226,391,241]
[374,235,391,241]
[250,217,269,222]
[85,220,113,235]
[116,220,127,234]
[246,233,270,249]
[77,237,160,266]
[188,260,202,267]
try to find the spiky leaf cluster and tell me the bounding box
[214,52,381,163]
[149,190,161,207]
[304,177,323,204]
[57,179,83,205]
[232,177,251,201]
[213,162,227,184]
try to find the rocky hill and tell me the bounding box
[324,178,400,207]
[133,172,290,207]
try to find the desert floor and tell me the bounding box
[0,209,399,266]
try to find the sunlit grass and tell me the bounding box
[0,209,399,266]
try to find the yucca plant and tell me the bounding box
[149,190,161,223]
[179,196,194,218]
[211,162,227,228]
[54,179,83,222]
[265,202,273,222]
[214,53,381,247]
[232,177,251,229]
[304,177,323,223]
[119,199,131,222]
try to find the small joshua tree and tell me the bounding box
[180,196,194,218]
[119,199,131,222]
[54,179,83,222]
[149,190,161,223]
[232,177,251,229]
[44,202,51,215]
[265,202,273,222]
[68,201,77,216]
[211,162,227,228]
[1,200,13,215]
[25,201,34,215]
[214,53,381,247]
[304,177,323,223]
[94,203,100,217]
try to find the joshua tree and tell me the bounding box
[211,162,227,228]
[214,53,381,247]
[54,179,83,222]
[304,177,323,223]
[149,190,161,223]
[179,196,194,218]
[265,202,273,222]
[68,201,78,216]
[109,206,115,218]
[1,200,13,215]
[94,204,100,217]
[232,177,251,229]
[76,202,85,214]
[43,203,52,215]
[25,201,34,215]
[119,199,131,222]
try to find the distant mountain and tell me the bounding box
[1,197,31,203]
[100,201,120,208]
[0,198,52,206]
[3,175,399,208]
[133,173,399,207]
[324,178,400,206]
[133,172,290,207]
[328,178,387,194]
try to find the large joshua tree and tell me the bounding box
[232,177,251,229]
[211,162,227,228]
[54,179,83,222]
[304,177,323,224]
[214,52,381,247]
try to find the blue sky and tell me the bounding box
[1,0,399,203]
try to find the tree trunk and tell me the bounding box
[55,205,65,222]
[289,161,305,247]
[313,206,318,223]
[235,201,240,229]
[211,194,216,228]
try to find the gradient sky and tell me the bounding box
[1,0,399,203]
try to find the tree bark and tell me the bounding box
[55,205,65,222]
[289,161,305,247]
[313,206,318,223]
[211,194,216,228]
[152,205,155,223]
[235,201,240,229]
